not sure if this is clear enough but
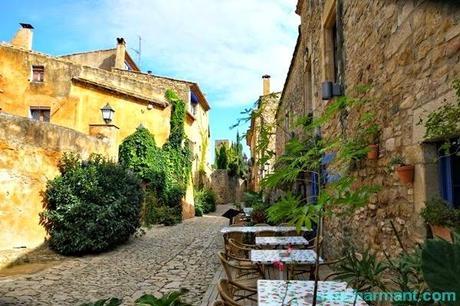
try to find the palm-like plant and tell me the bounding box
[333,249,388,292]
[135,289,191,306]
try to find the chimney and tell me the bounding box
[262,74,271,96]
[114,37,126,69]
[11,23,34,50]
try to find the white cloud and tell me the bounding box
[81,0,299,107]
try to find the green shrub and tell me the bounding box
[151,206,181,226]
[41,153,144,255]
[194,188,217,214]
[421,197,460,229]
[244,191,263,208]
[142,190,181,226]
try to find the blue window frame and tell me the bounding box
[439,143,460,208]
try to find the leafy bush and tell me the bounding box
[142,190,181,226]
[422,232,460,305]
[135,289,191,305]
[118,90,192,223]
[333,249,388,292]
[80,290,190,306]
[421,197,460,229]
[243,191,264,208]
[41,153,144,255]
[194,188,217,215]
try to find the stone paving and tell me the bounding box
[0,205,229,306]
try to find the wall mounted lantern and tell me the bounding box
[101,103,115,124]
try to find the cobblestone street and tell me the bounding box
[0,206,229,306]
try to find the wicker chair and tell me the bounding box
[255,230,276,237]
[218,279,257,306]
[227,238,257,260]
[224,232,244,255]
[288,237,324,280]
[218,252,263,289]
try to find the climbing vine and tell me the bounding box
[421,79,460,154]
[119,89,192,222]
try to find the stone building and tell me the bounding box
[0,24,211,221]
[246,75,281,192]
[275,0,460,257]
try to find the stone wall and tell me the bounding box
[0,113,111,252]
[278,0,460,259]
[209,170,245,204]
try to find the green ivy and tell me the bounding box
[119,89,192,223]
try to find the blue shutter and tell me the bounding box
[439,154,454,207]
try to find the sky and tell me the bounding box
[0,0,299,161]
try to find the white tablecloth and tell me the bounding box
[256,236,309,246]
[258,280,368,306]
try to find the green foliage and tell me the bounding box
[215,145,229,170]
[422,80,460,151]
[119,125,161,178]
[422,232,460,305]
[118,90,192,224]
[81,290,190,306]
[243,191,264,208]
[194,188,217,215]
[41,153,144,255]
[333,249,388,292]
[386,247,430,305]
[80,298,122,306]
[389,155,406,167]
[214,133,248,178]
[251,202,269,224]
[135,289,191,306]
[421,197,460,229]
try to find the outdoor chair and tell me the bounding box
[224,232,244,256]
[227,238,257,260]
[288,237,324,280]
[218,279,257,306]
[255,230,276,237]
[218,251,263,289]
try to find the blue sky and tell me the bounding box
[0,0,299,160]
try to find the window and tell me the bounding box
[30,106,50,122]
[32,65,44,82]
[322,0,340,83]
[439,142,460,208]
[190,91,199,116]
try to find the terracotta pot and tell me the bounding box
[367,144,379,160]
[396,165,414,184]
[430,224,453,242]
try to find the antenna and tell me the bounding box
[130,35,142,66]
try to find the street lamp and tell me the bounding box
[100,103,115,124]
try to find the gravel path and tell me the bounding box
[0,206,229,306]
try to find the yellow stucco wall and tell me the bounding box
[0,113,111,254]
[0,43,211,221]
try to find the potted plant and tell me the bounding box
[366,124,380,160]
[421,197,459,242]
[389,155,414,184]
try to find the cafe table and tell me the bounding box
[258,280,368,306]
[220,226,309,234]
[251,249,322,280]
[256,236,309,248]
